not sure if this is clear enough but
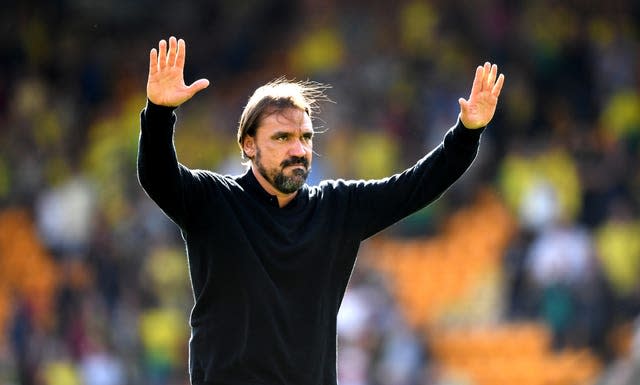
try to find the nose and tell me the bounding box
[288,138,308,157]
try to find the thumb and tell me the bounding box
[458,98,468,114]
[187,78,210,95]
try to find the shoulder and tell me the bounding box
[188,169,245,191]
[312,178,376,197]
[317,178,354,192]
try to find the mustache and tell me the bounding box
[281,156,309,169]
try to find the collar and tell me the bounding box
[236,169,306,210]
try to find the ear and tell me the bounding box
[243,136,256,159]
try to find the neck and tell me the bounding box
[250,166,297,208]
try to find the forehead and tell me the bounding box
[258,108,313,134]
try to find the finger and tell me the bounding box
[458,97,469,114]
[158,39,167,70]
[492,73,505,98]
[486,63,497,89]
[482,62,491,91]
[459,98,478,128]
[176,38,186,69]
[470,65,483,96]
[168,36,178,67]
[149,48,158,76]
[187,78,210,95]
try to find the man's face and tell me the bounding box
[245,108,313,194]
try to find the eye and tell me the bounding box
[302,133,313,143]
[275,135,288,142]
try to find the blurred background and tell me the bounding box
[1,0,639,384]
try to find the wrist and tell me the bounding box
[458,114,486,130]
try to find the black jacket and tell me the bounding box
[137,100,483,385]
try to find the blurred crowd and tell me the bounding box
[1,0,639,384]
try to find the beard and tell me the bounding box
[255,148,310,194]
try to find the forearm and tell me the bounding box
[400,119,483,207]
[137,100,188,225]
[354,119,483,238]
[441,118,484,178]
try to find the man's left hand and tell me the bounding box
[458,62,505,129]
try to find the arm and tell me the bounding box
[349,120,482,239]
[137,37,210,227]
[350,62,505,238]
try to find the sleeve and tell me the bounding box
[137,100,201,230]
[348,119,484,240]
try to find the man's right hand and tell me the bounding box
[147,36,210,107]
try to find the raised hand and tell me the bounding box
[458,62,505,129]
[147,36,210,107]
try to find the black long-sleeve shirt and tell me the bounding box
[137,100,483,385]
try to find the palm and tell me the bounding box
[147,37,209,107]
[458,62,505,129]
[147,63,193,107]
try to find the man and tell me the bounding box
[138,36,504,385]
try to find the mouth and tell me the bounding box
[281,157,309,170]
[286,166,307,176]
